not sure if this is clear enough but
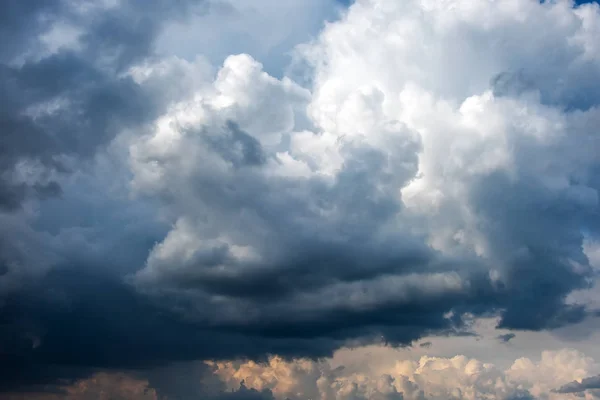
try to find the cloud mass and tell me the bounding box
[1,0,600,397]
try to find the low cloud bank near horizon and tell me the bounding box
[4,347,600,399]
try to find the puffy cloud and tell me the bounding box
[507,349,599,398]
[129,0,600,346]
[5,345,600,400]
[0,0,192,208]
[0,0,344,295]
[129,53,470,347]
[210,348,600,400]
[3,0,600,395]
[0,0,210,297]
[302,0,600,332]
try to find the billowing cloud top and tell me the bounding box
[1,0,600,397]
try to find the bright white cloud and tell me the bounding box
[128,0,600,338]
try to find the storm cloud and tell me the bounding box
[554,374,600,394]
[2,0,600,397]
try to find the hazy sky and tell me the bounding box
[1,0,600,399]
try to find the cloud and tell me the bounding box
[0,370,276,400]
[497,333,516,343]
[554,374,600,394]
[0,268,349,393]
[209,347,600,400]
[0,0,175,208]
[130,0,600,345]
[0,372,159,400]
[3,342,600,399]
[5,346,600,399]
[0,0,212,297]
[3,0,600,394]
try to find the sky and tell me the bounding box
[1,0,600,399]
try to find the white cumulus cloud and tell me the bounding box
[127,0,600,342]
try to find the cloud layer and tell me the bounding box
[211,348,597,400]
[7,346,600,400]
[2,0,600,395]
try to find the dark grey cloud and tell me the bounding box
[496,333,516,343]
[0,0,64,61]
[468,171,594,331]
[0,268,342,392]
[0,0,209,211]
[0,0,214,291]
[504,392,536,400]
[0,0,206,390]
[491,62,600,113]
[553,374,600,394]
